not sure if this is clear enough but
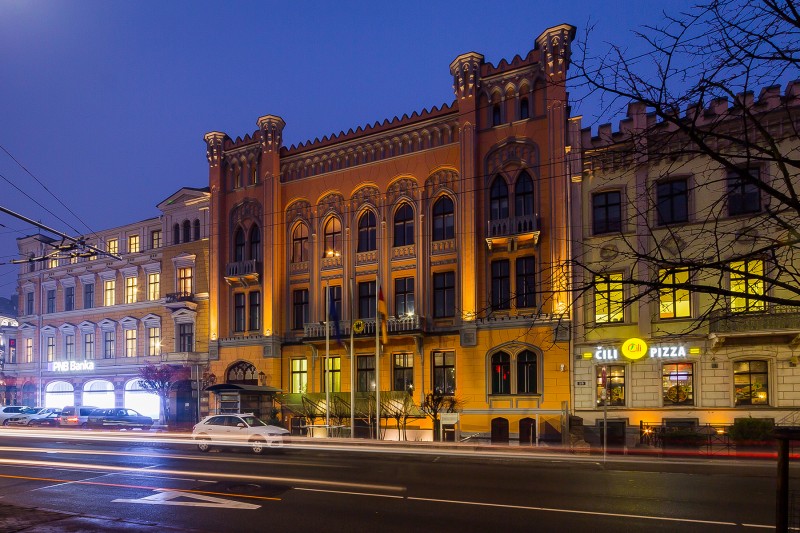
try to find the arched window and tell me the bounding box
[234,167,242,188]
[492,104,501,126]
[83,379,115,409]
[515,171,534,217]
[491,352,511,394]
[432,196,454,241]
[292,223,309,263]
[357,211,377,252]
[193,219,200,241]
[490,177,509,220]
[393,203,414,247]
[45,381,74,409]
[520,97,529,120]
[227,361,258,385]
[517,350,537,394]
[234,228,245,262]
[249,225,261,261]
[250,165,258,185]
[124,379,160,420]
[323,217,342,256]
[182,220,191,243]
[173,223,180,245]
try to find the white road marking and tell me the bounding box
[295,487,404,499]
[113,490,260,509]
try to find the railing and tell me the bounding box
[709,304,800,333]
[487,214,538,237]
[303,315,423,339]
[165,292,195,303]
[225,259,259,277]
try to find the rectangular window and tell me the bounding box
[233,293,246,332]
[125,329,136,357]
[65,335,75,360]
[148,327,161,356]
[657,178,688,225]
[125,277,138,304]
[432,351,455,394]
[491,260,510,310]
[357,355,375,392]
[663,362,693,406]
[596,365,625,406]
[592,191,622,234]
[7,339,15,364]
[146,273,160,301]
[84,333,95,360]
[730,259,765,312]
[323,356,341,393]
[516,256,536,308]
[179,323,194,352]
[128,235,140,254]
[734,360,769,406]
[150,230,162,250]
[659,269,691,319]
[64,286,74,312]
[393,353,414,392]
[25,338,33,363]
[107,238,118,255]
[293,289,308,330]
[177,267,193,295]
[104,280,115,306]
[46,289,55,314]
[48,257,59,269]
[394,277,415,317]
[46,337,55,362]
[291,359,308,393]
[594,273,623,323]
[84,283,94,309]
[728,168,761,216]
[433,272,455,318]
[25,292,33,315]
[249,291,261,331]
[103,331,115,358]
[358,281,376,319]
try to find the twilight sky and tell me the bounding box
[0,0,697,299]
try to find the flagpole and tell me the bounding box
[325,280,330,434]
[375,273,380,440]
[350,277,355,439]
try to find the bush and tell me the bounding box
[662,429,706,448]
[728,417,774,446]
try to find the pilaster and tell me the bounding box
[204,131,228,343]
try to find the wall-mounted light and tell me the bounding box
[265,329,272,337]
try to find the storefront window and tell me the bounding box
[734,360,769,406]
[662,362,694,406]
[596,365,625,406]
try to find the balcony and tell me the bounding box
[225,259,260,287]
[302,315,423,341]
[709,305,800,335]
[165,292,197,311]
[486,215,540,251]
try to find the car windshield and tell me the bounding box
[240,416,266,427]
[20,407,40,415]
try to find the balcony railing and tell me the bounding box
[303,315,422,339]
[709,305,800,333]
[225,259,259,277]
[487,214,538,238]
[165,292,195,304]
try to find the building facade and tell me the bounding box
[571,83,800,446]
[204,24,577,439]
[11,187,211,423]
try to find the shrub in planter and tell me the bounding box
[728,417,775,447]
[662,429,706,448]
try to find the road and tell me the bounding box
[0,428,792,532]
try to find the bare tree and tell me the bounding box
[138,363,177,427]
[421,392,464,442]
[571,0,800,328]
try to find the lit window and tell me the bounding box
[148,327,161,356]
[48,257,59,269]
[128,235,140,254]
[323,217,342,257]
[150,230,162,249]
[291,359,307,393]
[125,329,136,357]
[104,280,115,306]
[125,277,138,304]
[659,269,691,318]
[734,360,769,406]
[148,273,160,301]
[323,356,341,392]
[596,365,625,406]
[25,338,33,363]
[177,267,193,295]
[107,239,118,255]
[46,337,55,362]
[730,259,765,313]
[663,363,693,406]
[594,273,623,323]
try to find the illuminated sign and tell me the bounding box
[593,340,695,362]
[650,346,687,358]
[594,347,619,361]
[49,361,95,372]
[621,338,648,360]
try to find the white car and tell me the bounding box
[0,406,30,426]
[192,414,289,454]
[7,407,61,426]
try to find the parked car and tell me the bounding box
[0,406,29,426]
[7,407,62,426]
[192,414,289,454]
[59,406,98,428]
[86,408,153,430]
[27,412,61,427]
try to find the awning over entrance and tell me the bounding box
[205,383,283,394]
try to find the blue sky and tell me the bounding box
[0,0,696,298]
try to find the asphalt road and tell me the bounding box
[0,428,792,532]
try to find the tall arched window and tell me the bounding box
[173,223,180,245]
[323,217,342,256]
[515,171,534,217]
[517,350,537,394]
[193,219,201,241]
[292,223,309,263]
[490,177,509,220]
[234,228,245,262]
[432,196,454,241]
[227,361,258,385]
[358,211,377,252]
[520,97,529,119]
[393,203,414,247]
[182,220,191,243]
[492,104,501,126]
[491,352,511,394]
[249,225,261,261]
